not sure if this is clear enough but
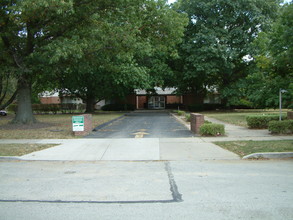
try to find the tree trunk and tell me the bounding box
[12,78,36,124]
[0,89,18,110]
[85,95,96,113]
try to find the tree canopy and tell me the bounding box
[1,0,187,121]
[169,0,280,106]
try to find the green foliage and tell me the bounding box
[268,120,293,134]
[188,104,223,112]
[170,0,279,103]
[199,124,225,136]
[177,110,185,116]
[7,104,17,114]
[185,114,190,122]
[1,0,188,120]
[246,115,286,129]
[101,104,135,111]
[243,3,293,109]
[188,104,204,112]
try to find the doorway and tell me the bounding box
[148,96,165,109]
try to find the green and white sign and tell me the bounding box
[72,116,84,131]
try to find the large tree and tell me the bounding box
[243,2,293,108]
[170,0,279,105]
[48,0,187,113]
[1,0,187,119]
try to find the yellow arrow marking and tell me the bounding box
[132,131,149,138]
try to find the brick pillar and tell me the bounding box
[73,114,92,136]
[190,113,204,134]
[288,111,293,120]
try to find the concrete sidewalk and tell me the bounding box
[172,113,293,141]
[0,113,292,161]
[6,138,238,161]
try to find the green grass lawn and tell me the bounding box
[0,144,58,156]
[214,140,293,157]
[203,109,288,127]
[0,113,123,139]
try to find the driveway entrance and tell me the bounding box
[87,111,194,138]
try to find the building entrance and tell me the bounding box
[148,96,165,109]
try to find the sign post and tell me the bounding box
[279,89,288,121]
[72,116,84,131]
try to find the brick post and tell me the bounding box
[288,111,293,120]
[73,114,92,136]
[190,113,204,134]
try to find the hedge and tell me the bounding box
[188,104,223,112]
[101,103,135,111]
[268,120,293,134]
[199,123,225,136]
[246,115,287,129]
[7,104,85,114]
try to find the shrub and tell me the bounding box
[268,120,293,134]
[188,103,224,112]
[246,115,287,129]
[101,103,135,111]
[188,104,204,112]
[166,103,184,109]
[177,110,185,116]
[7,104,17,113]
[185,114,190,122]
[199,124,225,136]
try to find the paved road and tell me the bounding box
[87,111,194,138]
[0,160,292,220]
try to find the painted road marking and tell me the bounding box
[132,131,149,138]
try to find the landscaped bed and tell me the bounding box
[203,109,288,127]
[0,113,123,139]
[214,140,293,157]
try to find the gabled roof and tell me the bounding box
[135,87,176,95]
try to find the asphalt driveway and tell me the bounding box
[87,111,194,138]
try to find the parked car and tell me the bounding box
[0,110,7,116]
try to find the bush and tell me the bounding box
[188,104,204,112]
[7,104,17,113]
[101,103,135,111]
[177,110,185,116]
[199,124,225,136]
[185,114,190,122]
[166,103,184,109]
[246,115,287,129]
[188,103,223,112]
[268,120,293,134]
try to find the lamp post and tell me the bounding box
[279,89,288,121]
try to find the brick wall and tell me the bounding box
[137,96,147,109]
[190,113,204,134]
[40,97,61,104]
[166,96,181,104]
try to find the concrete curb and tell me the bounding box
[243,152,293,160]
[0,156,21,161]
[169,113,190,130]
[91,115,126,132]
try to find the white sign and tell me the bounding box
[72,116,84,131]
